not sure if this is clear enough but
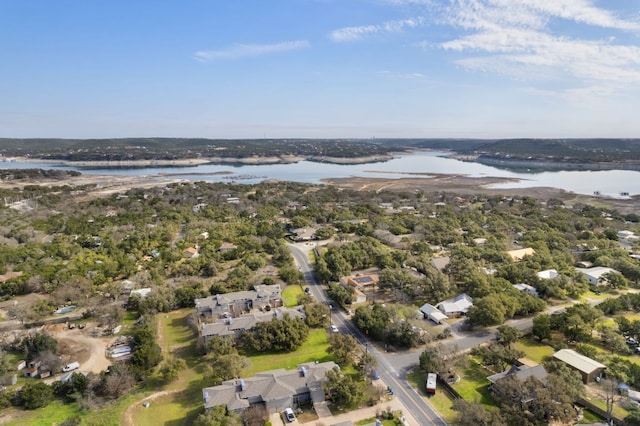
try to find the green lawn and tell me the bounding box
[452,358,498,408]
[130,309,204,426]
[512,339,555,364]
[244,328,332,374]
[4,399,83,426]
[282,284,304,307]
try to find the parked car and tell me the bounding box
[330,324,339,333]
[626,337,638,345]
[284,407,296,423]
[371,369,380,380]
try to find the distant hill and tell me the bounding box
[1,137,639,166]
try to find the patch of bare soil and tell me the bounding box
[46,325,112,374]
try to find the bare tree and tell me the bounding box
[598,378,621,425]
[241,405,268,426]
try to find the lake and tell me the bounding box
[2,151,639,198]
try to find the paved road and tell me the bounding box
[288,243,448,426]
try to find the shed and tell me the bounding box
[553,349,606,383]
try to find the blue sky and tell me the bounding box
[1,0,639,139]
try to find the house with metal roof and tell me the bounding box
[575,266,618,286]
[435,294,473,316]
[202,361,337,414]
[419,303,449,324]
[553,349,606,383]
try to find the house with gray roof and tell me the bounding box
[487,364,548,386]
[202,361,337,414]
[200,307,305,341]
[435,294,473,316]
[195,284,282,319]
[575,266,619,286]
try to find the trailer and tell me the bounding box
[111,345,132,355]
[111,350,132,359]
[426,373,437,394]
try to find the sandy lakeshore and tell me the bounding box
[2,157,639,213]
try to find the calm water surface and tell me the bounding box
[3,151,639,198]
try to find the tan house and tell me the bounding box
[507,248,535,261]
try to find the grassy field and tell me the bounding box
[451,358,497,408]
[129,309,204,426]
[244,328,332,374]
[512,338,555,364]
[282,284,304,307]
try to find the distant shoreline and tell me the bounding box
[5,153,395,167]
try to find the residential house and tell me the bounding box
[218,242,237,252]
[536,269,558,280]
[487,364,548,386]
[130,288,152,299]
[419,303,449,324]
[430,256,450,272]
[553,349,606,384]
[576,266,618,286]
[184,246,199,258]
[618,230,639,241]
[289,227,317,242]
[507,248,536,261]
[436,294,473,316]
[340,273,379,293]
[195,284,283,319]
[202,362,338,414]
[513,283,539,297]
[200,307,305,341]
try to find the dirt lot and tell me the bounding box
[45,323,112,374]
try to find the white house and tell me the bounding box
[513,283,539,297]
[419,303,449,324]
[536,269,558,280]
[436,294,473,316]
[618,230,639,241]
[576,266,618,286]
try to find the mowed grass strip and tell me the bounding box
[512,338,554,364]
[282,284,304,307]
[245,328,331,374]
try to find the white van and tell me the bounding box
[63,361,80,372]
[284,407,296,423]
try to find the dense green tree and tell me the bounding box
[327,333,359,366]
[303,302,331,328]
[532,314,552,341]
[323,366,364,407]
[204,354,251,385]
[452,399,507,426]
[193,405,242,426]
[20,331,58,360]
[496,325,520,348]
[21,381,54,409]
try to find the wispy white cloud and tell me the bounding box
[193,40,309,62]
[329,17,423,42]
[434,0,640,89]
